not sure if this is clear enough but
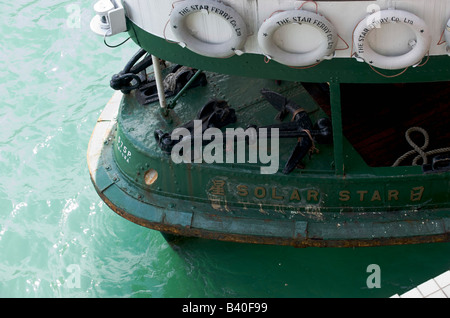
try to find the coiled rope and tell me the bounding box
[392,127,450,166]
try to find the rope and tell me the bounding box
[392,127,450,166]
[296,1,318,13]
[369,65,409,78]
[303,129,319,156]
[437,29,446,45]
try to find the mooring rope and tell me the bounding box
[392,127,450,166]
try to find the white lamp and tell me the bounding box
[90,0,127,37]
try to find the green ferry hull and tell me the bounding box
[87,8,450,247]
[88,74,450,247]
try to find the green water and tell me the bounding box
[0,0,449,298]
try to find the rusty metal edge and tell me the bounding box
[91,183,450,248]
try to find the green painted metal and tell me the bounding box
[87,18,450,247]
[329,81,344,176]
[87,68,450,246]
[168,69,204,109]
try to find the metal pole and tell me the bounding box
[330,81,344,176]
[151,55,167,110]
[168,70,203,109]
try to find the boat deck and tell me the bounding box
[391,270,450,298]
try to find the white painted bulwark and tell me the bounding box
[445,18,450,54]
[122,0,450,66]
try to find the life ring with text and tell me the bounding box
[445,18,450,55]
[353,9,431,70]
[257,9,338,67]
[169,0,248,58]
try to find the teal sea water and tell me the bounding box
[0,0,449,298]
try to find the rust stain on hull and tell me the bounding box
[95,183,450,248]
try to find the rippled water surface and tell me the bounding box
[0,1,449,298]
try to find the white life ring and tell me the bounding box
[169,0,248,58]
[257,9,338,67]
[353,9,431,70]
[445,18,450,55]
